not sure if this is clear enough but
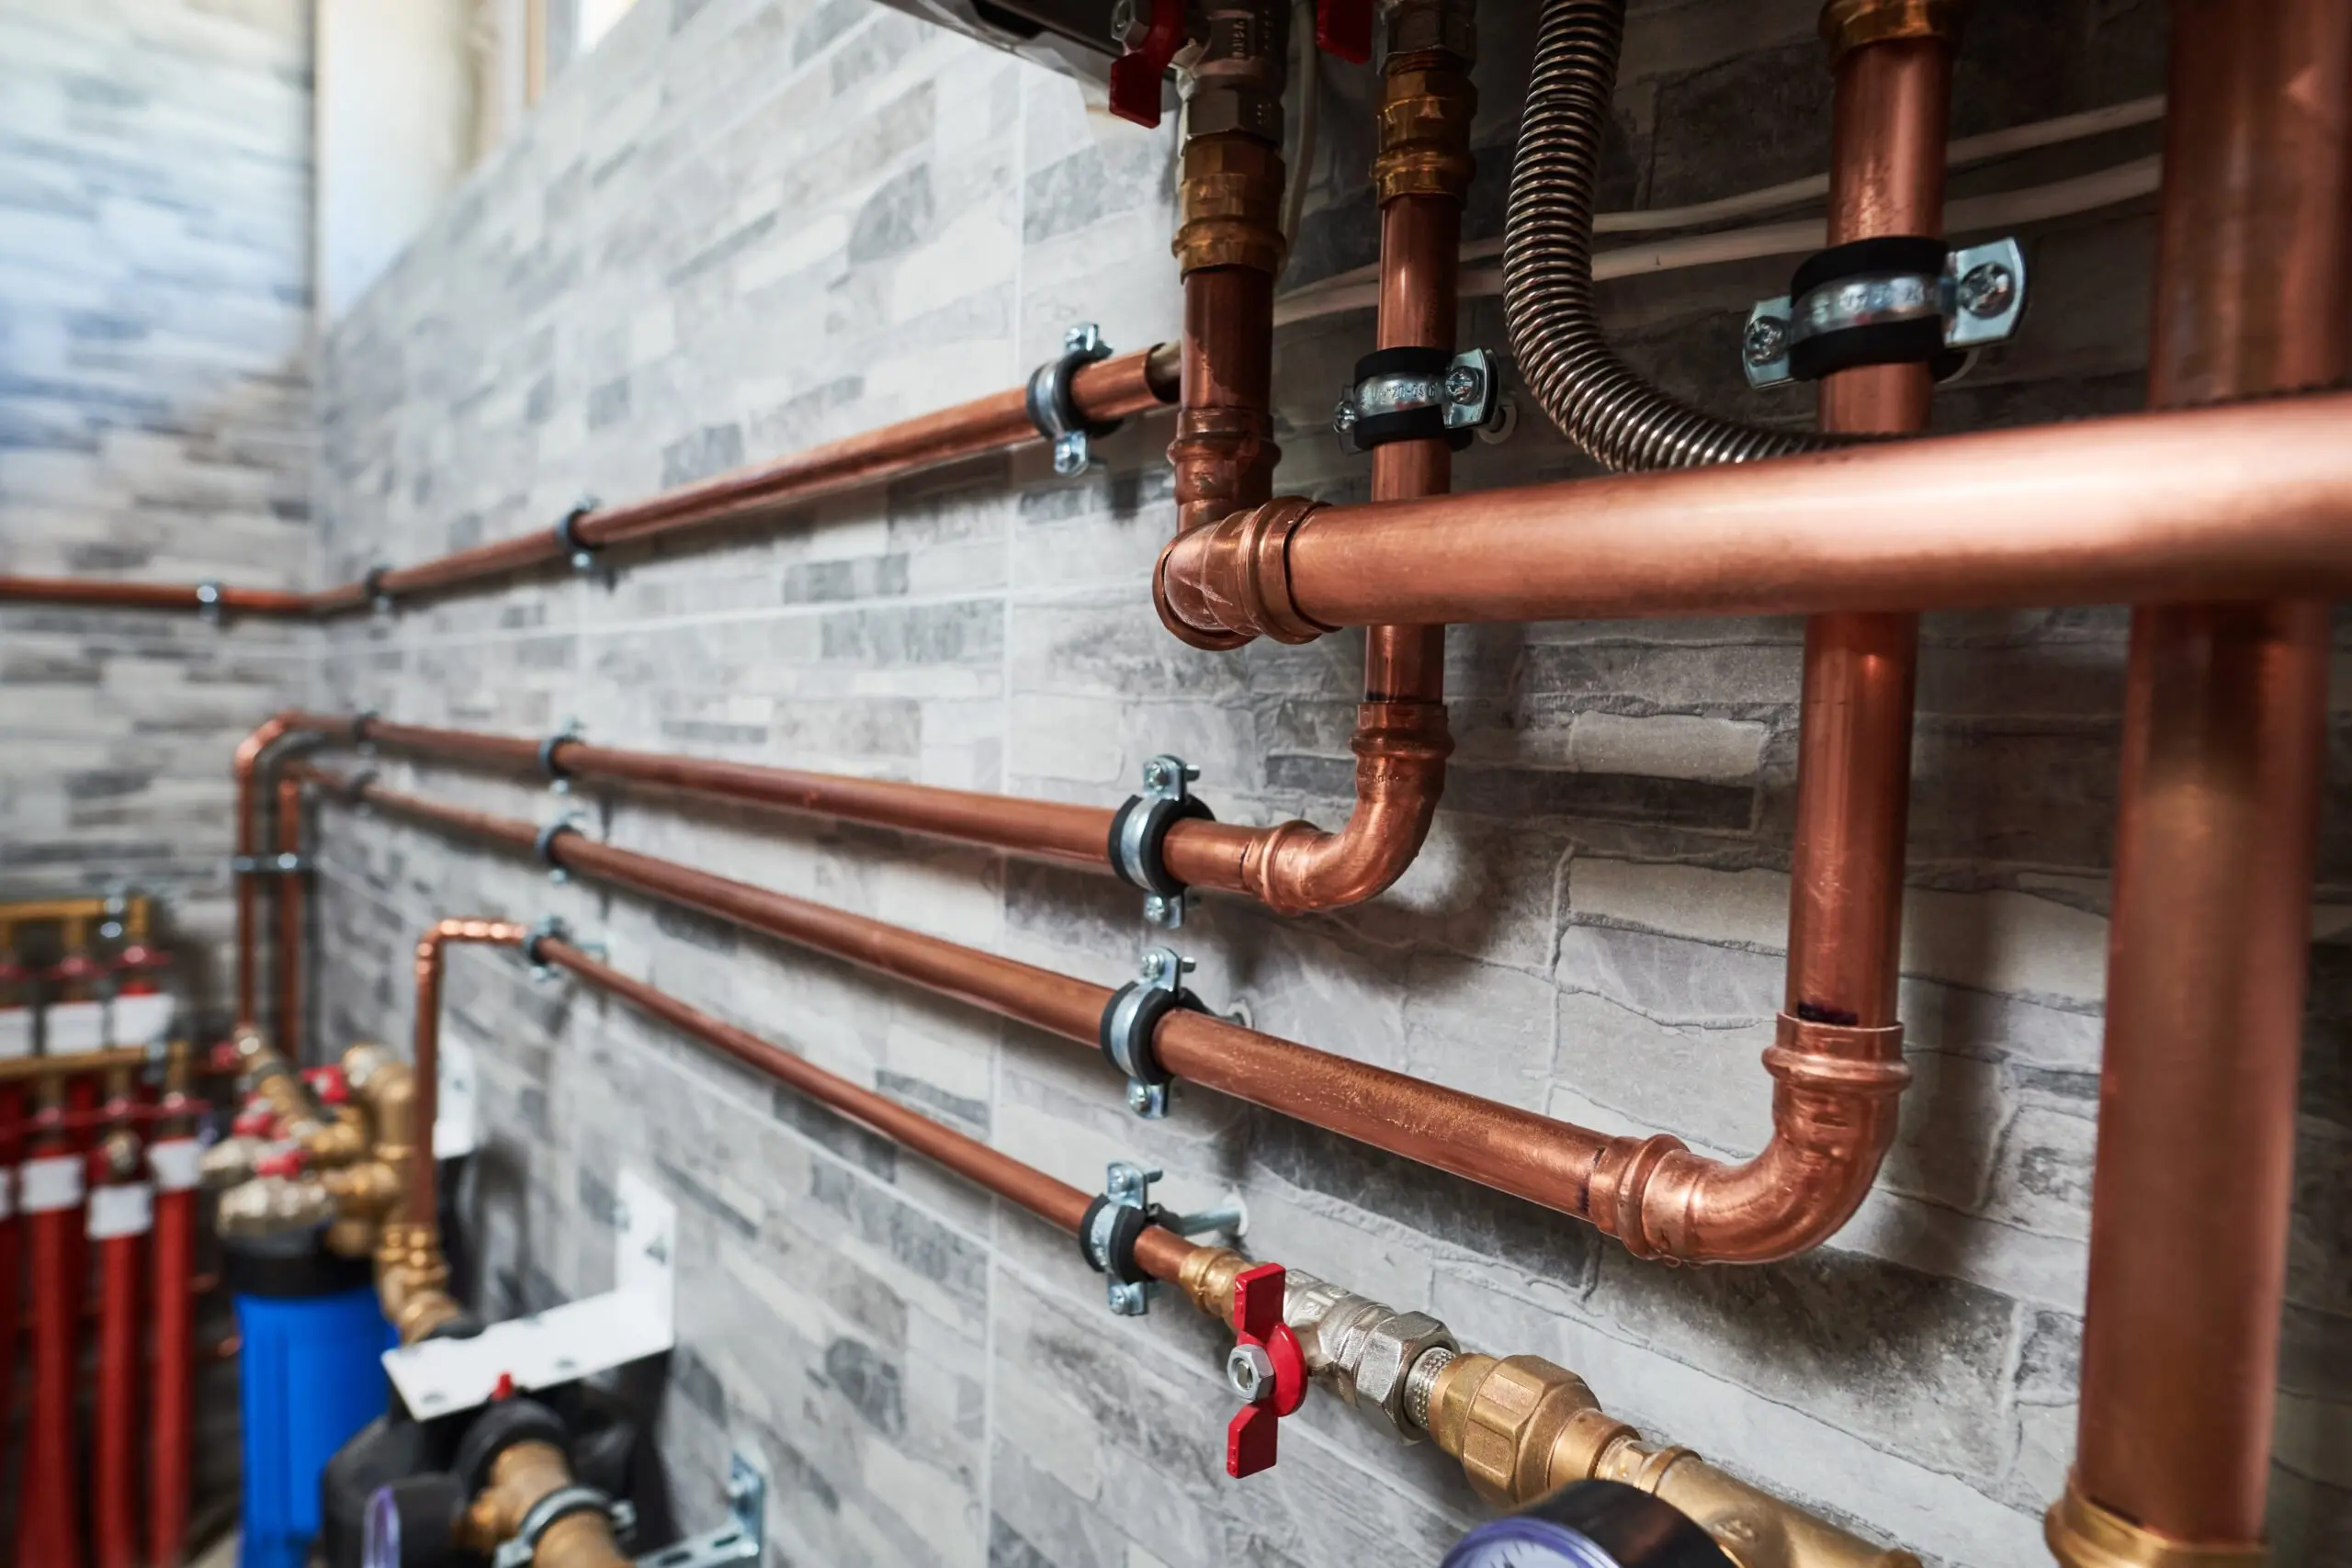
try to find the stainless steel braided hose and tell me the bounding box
[1504,0,1839,468]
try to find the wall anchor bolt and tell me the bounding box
[1333,347,1507,455]
[1109,754,1214,929]
[1025,322,1121,477]
[1743,234,2030,388]
[1080,1160,1247,1315]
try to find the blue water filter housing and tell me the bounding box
[235,1280,397,1568]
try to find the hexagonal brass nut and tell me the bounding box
[1346,1311,1457,1436]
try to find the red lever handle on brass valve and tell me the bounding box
[1315,0,1371,62]
[1225,1262,1306,1478]
[1108,0,1186,128]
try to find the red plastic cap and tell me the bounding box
[1315,0,1372,62]
[305,1066,349,1105]
[492,1371,516,1403]
[254,1145,307,1179]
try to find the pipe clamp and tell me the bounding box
[553,497,601,572]
[1099,946,1203,1118]
[539,716,584,790]
[1334,346,1505,453]
[230,852,310,876]
[491,1484,620,1568]
[1025,322,1121,477]
[535,814,584,884]
[1744,235,2027,387]
[363,565,394,615]
[1107,754,1215,928]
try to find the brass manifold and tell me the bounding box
[1173,134,1288,277]
[1177,1249,1917,1568]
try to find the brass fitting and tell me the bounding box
[2045,1476,2268,1568]
[1179,1245,1251,1323]
[377,1221,465,1344]
[320,1158,401,1258]
[217,1173,336,1241]
[300,1105,370,1169]
[1185,0,1288,144]
[1173,134,1288,277]
[458,1439,630,1568]
[1374,56,1477,206]
[1818,0,1965,60]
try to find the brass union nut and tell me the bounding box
[1174,134,1287,276]
[1818,0,1965,61]
[1374,63,1476,205]
[1430,1353,1634,1507]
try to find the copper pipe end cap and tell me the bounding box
[2045,1475,2267,1568]
[1819,0,1964,59]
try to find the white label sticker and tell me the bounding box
[107,992,174,1048]
[435,1029,479,1160]
[46,1000,106,1056]
[0,1009,31,1062]
[19,1155,85,1213]
[148,1138,203,1193]
[87,1182,153,1239]
[0,1168,14,1222]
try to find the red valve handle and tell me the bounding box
[1226,1261,1306,1479]
[254,1145,308,1179]
[1109,0,1187,128]
[1315,0,1371,62]
[304,1066,349,1106]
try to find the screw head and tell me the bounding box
[1139,950,1167,980]
[1331,399,1357,433]
[1958,261,2017,319]
[1227,1342,1275,1404]
[1052,434,1087,477]
[1442,366,1483,405]
[1143,760,1170,787]
[1743,314,1789,367]
[1125,1082,1154,1113]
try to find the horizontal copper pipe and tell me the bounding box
[305,767,1906,1263]
[1158,391,2352,639]
[3,347,1178,620]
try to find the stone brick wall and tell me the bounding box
[0,0,313,1008]
[305,1,2351,1564]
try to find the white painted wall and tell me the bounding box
[313,0,480,319]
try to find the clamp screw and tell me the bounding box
[1331,399,1358,434]
[1743,314,1790,367]
[1958,260,2018,320]
[1125,1082,1157,1114]
[1442,366,1484,405]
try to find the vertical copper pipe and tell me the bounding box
[1365,191,1458,699]
[276,775,305,1062]
[2064,0,2352,1553]
[410,921,528,1226]
[1785,29,1950,1029]
[232,714,293,1026]
[1173,265,1280,539]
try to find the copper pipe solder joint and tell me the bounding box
[1155,496,1329,649]
[1170,404,1281,545]
[1374,55,1477,206]
[1818,0,1965,59]
[2045,1476,2268,1568]
[1173,134,1289,277]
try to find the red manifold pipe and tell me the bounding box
[150,1043,202,1568]
[0,1079,20,1501]
[89,1115,150,1568]
[16,1095,85,1568]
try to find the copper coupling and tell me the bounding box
[1819,0,1965,60]
[1174,134,1289,277]
[2045,1476,2268,1568]
[1374,51,1476,206]
[1155,495,1328,649]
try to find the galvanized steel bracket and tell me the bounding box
[1334,346,1504,454]
[1109,753,1211,928]
[1026,321,1119,477]
[635,1452,764,1568]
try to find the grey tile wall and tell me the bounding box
[300,1,2351,1565]
[0,0,313,1007]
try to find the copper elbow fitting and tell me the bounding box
[1819,0,1965,60]
[1173,134,1287,278]
[1237,700,1453,912]
[1588,1014,1908,1264]
[2045,1475,2267,1568]
[1155,496,1330,649]
[1374,55,1477,206]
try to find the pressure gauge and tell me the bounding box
[1440,1481,1736,1568]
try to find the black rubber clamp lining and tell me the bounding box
[1348,346,1474,453]
[362,566,393,606]
[534,818,582,870]
[1784,235,1955,384]
[1105,793,1216,899]
[552,502,598,557]
[1077,1195,1157,1284]
[1097,981,1204,1089]
[1026,338,1121,444]
[349,709,379,745]
[538,730,577,781]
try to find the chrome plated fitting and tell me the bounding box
[1280,1273,1458,1439]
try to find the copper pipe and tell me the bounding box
[2062,0,2352,1556]
[232,714,294,1025]
[275,775,306,1061]
[310,769,1911,1262]
[409,919,528,1224]
[3,350,1177,620]
[0,575,312,615]
[1171,265,1280,547]
[1786,25,1948,1033]
[1156,389,2352,640]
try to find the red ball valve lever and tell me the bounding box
[1225,1262,1306,1478]
[1315,0,1371,62]
[1108,0,1186,128]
